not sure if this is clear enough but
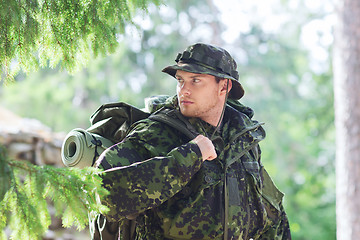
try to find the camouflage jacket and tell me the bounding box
[97,96,291,240]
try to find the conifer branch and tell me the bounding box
[0,145,109,240]
[0,0,163,83]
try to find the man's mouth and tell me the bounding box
[180,99,194,105]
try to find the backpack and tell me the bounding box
[85,100,198,240]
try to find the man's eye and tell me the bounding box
[193,78,200,83]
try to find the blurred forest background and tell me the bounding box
[0,0,335,239]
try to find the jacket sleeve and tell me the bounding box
[97,120,203,221]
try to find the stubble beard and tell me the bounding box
[179,97,220,123]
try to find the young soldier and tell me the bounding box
[96,43,291,239]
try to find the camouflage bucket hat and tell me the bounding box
[162,43,245,99]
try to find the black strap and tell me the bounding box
[90,136,102,167]
[149,109,198,140]
[90,136,112,170]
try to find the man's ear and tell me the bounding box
[220,79,232,96]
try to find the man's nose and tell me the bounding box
[179,81,191,95]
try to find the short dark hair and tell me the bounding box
[215,76,225,83]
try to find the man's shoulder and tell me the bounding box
[224,105,265,139]
[128,109,196,143]
[225,105,257,125]
[129,117,164,133]
[226,99,254,119]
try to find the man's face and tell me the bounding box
[175,70,224,123]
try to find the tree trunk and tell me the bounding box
[333,0,360,238]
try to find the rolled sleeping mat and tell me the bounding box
[61,128,114,168]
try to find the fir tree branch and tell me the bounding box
[0,0,163,82]
[0,145,109,239]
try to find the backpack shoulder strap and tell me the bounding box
[149,108,198,140]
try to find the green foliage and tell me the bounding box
[0,0,162,82]
[0,145,109,240]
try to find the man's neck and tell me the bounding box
[200,100,226,127]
